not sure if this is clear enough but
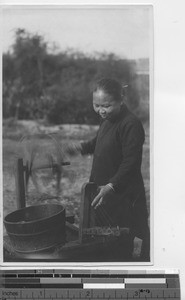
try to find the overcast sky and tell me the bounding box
[2,5,153,59]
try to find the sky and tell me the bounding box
[2,5,153,59]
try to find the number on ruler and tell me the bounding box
[134,291,139,297]
[85,290,91,298]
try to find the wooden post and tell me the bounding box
[15,158,26,209]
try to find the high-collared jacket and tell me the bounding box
[81,104,149,238]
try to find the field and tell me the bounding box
[3,119,150,230]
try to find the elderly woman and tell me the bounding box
[67,78,150,261]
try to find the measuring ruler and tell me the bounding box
[0,269,180,300]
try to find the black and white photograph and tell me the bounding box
[2,5,153,263]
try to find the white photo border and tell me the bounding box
[0,3,153,268]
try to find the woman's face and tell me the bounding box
[93,89,122,120]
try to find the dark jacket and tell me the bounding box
[81,104,148,239]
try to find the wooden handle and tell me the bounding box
[32,161,70,171]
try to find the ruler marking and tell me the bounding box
[40,278,82,284]
[125,278,166,284]
[0,271,180,300]
[82,279,124,284]
[83,284,125,289]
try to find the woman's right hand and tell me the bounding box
[65,142,82,156]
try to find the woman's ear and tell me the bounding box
[121,85,128,104]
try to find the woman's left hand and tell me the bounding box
[91,183,114,209]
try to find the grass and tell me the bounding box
[3,119,150,227]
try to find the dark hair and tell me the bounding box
[92,78,125,102]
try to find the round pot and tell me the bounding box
[4,204,66,253]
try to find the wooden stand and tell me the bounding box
[15,158,26,209]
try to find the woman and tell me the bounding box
[67,78,150,261]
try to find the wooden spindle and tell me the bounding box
[15,158,26,209]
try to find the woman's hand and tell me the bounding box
[65,142,82,156]
[91,183,114,209]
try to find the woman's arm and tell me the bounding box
[81,136,97,155]
[65,135,97,156]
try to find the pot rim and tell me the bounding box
[4,203,65,225]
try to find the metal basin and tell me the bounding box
[4,204,66,253]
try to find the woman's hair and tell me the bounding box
[92,78,126,102]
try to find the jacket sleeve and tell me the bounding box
[109,119,145,192]
[80,136,97,155]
